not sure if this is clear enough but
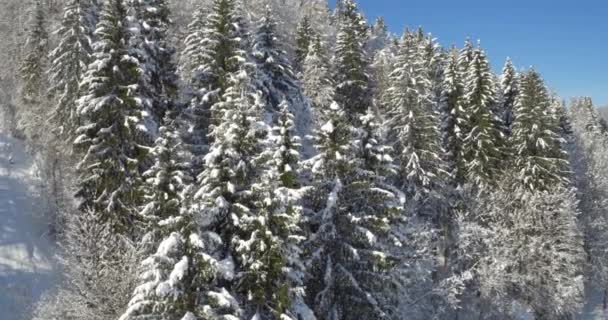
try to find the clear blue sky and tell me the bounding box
[330,0,607,106]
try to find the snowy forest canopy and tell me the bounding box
[0,0,607,319]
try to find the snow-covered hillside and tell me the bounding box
[0,132,57,320]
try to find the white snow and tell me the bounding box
[0,132,57,319]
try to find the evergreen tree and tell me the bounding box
[307,102,402,320]
[461,45,502,187]
[48,0,97,140]
[385,31,443,199]
[301,36,334,123]
[251,6,299,111]
[333,0,370,121]
[441,47,468,186]
[294,16,314,72]
[128,0,179,124]
[233,102,310,319]
[20,0,49,102]
[190,66,265,319]
[511,69,569,191]
[457,38,474,75]
[184,0,249,174]
[179,4,207,80]
[74,0,149,232]
[500,58,518,136]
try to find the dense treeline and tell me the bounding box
[1,0,607,319]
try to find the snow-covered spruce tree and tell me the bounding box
[457,38,474,75]
[251,6,299,111]
[385,31,443,199]
[179,4,207,80]
[127,0,179,125]
[185,0,249,174]
[294,16,314,72]
[461,45,502,187]
[20,0,49,102]
[189,65,267,319]
[139,113,192,246]
[370,43,396,114]
[510,69,569,191]
[306,101,403,320]
[500,57,518,136]
[333,0,368,40]
[301,35,334,123]
[332,0,370,121]
[232,101,312,319]
[417,29,444,109]
[74,0,149,233]
[48,0,97,141]
[119,115,225,320]
[569,97,608,298]
[441,46,468,187]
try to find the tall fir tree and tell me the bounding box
[251,6,299,111]
[190,66,266,319]
[500,57,518,136]
[333,0,370,121]
[184,0,250,174]
[179,4,207,80]
[307,102,402,320]
[48,0,97,140]
[461,45,502,187]
[118,113,227,320]
[233,101,310,319]
[74,0,149,233]
[510,69,570,191]
[301,35,334,123]
[128,0,179,125]
[441,46,468,186]
[294,16,314,72]
[385,31,443,199]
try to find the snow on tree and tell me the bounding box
[73,0,150,233]
[189,65,266,319]
[461,45,502,188]
[127,0,179,125]
[20,0,49,102]
[457,38,474,75]
[231,101,311,319]
[251,6,300,112]
[138,113,192,247]
[48,0,97,140]
[474,183,584,319]
[179,4,207,81]
[568,97,608,294]
[369,41,396,114]
[440,46,468,187]
[294,16,314,72]
[120,200,224,320]
[332,0,370,121]
[366,17,390,56]
[385,31,443,199]
[301,35,334,124]
[183,0,250,175]
[305,101,404,320]
[510,69,569,191]
[499,57,518,136]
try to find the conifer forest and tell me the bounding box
[0,0,607,319]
